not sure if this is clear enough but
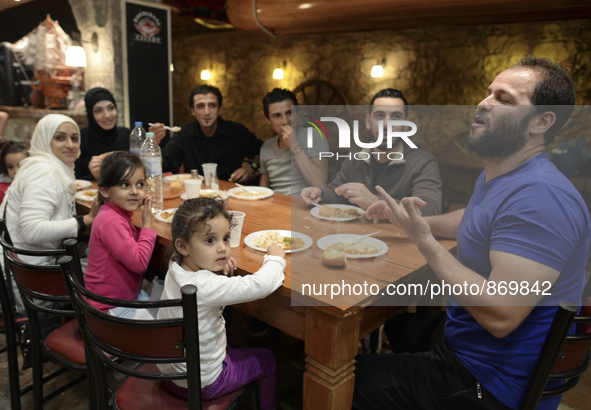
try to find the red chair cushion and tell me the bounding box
[577,298,591,334]
[45,319,86,365]
[115,364,246,410]
[552,299,591,374]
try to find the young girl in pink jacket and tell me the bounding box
[84,151,157,319]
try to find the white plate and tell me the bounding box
[74,189,98,201]
[75,180,92,190]
[310,204,365,221]
[244,230,313,253]
[163,174,197,182]
[180,190,229,201]
[317,234,388,258]
[155,208,178,223]
[228,186,274,200]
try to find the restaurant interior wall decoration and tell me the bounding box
[171,18,591,151]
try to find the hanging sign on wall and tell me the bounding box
[122,0,172,128]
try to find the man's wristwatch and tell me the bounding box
[292,145,303,155]
[250,161,259,170]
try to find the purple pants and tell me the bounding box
[165,344,277,410]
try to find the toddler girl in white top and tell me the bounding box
[158,198,285,409]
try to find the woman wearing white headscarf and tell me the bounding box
[1,114,99,265]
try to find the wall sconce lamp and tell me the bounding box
[65,45,87,68]
[273,61,286,80]
[65,32,88,111]
[201,69,211,80]
[66,32,99,66]
[371,58,386,78]
[66,33,88,68]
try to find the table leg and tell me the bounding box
[303,307,363,410]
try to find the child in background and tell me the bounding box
[84,151,158,319]
[0,140,30,203]
[158,198,286,410]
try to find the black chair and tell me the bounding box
[0,314,8,354]
[0,219,81,410]
[520,298,591,410]
[59,252,258,410]
[0,218,33,410]
[0,223,87,410]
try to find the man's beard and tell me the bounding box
[467,108,536,160]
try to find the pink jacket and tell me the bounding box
[84,201,157,311]
[0,181,10,204]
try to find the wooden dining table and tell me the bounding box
[76,178,456,410]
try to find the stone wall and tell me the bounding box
[171,19,591,151]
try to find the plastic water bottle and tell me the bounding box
[130,122,146,155]
[140,132,163,213]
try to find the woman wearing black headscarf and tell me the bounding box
[74,87,130,180]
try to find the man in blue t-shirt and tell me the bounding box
[353,56,590,409]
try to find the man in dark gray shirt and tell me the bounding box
[301,89,442,216]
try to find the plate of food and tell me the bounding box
[155,208,178,223]
[310,204,365,221]
[163,174,200,183]
[244,230,313,253]
[74,189,99,201]
[316,234,388,258]
[75,180,92,190]
[228,186,274,200]
[180,190,229,201]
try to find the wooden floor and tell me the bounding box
[560,367,591,410]
[0,308,305,410]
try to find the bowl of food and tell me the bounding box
[162,179,184,199]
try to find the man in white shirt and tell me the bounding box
[259,88,329,196]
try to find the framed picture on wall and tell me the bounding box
[121,0,172,128]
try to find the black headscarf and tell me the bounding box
[84,87,118,139]
[75,87,130,180]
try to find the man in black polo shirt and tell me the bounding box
[150,85,262,182]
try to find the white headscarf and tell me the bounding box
[17,114,81,194]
